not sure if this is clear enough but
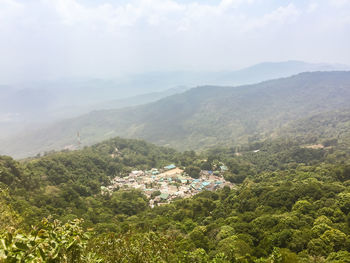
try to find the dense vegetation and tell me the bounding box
[277,108,350,147]
[0,138,182,228]
[2,71,350,158]
[1,133,350,262]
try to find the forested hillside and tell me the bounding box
[277,108,350,146]
[1,134,350,262]
[2,71,350,158]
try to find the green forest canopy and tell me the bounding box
[1,134,350,262]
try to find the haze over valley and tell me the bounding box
[1,60,348,140]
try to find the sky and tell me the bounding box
[0,0,349,84]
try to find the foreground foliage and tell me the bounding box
[0,218,98,263]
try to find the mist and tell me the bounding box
[0,0,349,84]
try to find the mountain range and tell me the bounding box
[0,60,348,137]
[2,71,350,158]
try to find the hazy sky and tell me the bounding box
[0,0,349,83]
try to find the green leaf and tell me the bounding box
[0,239,7,250]
[38,247,46,259]
[15,242,29,251]
[67,240,76,250]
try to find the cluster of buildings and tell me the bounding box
[102,164,234,207]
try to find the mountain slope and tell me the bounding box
[2,71,350,158]
[276,108,350,146]
[1,61,347,125]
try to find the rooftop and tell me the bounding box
[164,164,176,170]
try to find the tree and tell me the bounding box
[189,226,209,251]
[185,166,201,179]
[217,235,252,262]
[151,190,161,198]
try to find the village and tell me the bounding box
[102,164,234,207]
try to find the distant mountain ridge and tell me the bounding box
[1,60,348,126]
[2,71,350,158]
[215,60,350,85]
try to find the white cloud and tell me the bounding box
[45,0,257,30]
[40,0,302,40]
[328,0,350,7]
[0,0,23,29]
[244,3,300,31]
[219,0,255,10]
[307,2,318,13]
[46,0,182,28]
[0,0,349,83]
[0,0,22,10]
